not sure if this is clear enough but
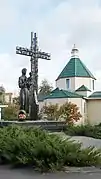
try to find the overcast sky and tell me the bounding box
[0,0,101,94]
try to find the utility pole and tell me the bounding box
[16,32,51,120]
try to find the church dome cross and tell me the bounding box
[71,44,79,58]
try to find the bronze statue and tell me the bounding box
[16,32,51,119]
[27,72,39,119]
[27,72,32,90]
[18,68,29,113]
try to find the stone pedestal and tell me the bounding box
[0,105,8,120]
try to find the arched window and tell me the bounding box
[66,79,70,89]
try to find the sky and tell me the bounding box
[0,0,101,94]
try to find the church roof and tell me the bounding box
[88,91,101,99]
[44,88,83,99]
[76,85,91,92]
[38,95,45,102]
[56,45,96,80]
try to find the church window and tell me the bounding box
[92,80,94,90]
[66,79,70,89]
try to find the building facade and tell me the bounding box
[39,45,101,125]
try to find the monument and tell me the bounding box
[16,32,51,120]
[18,68,29,114]
[0,32,66,132]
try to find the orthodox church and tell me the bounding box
[39,45,101,125]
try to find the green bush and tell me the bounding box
[0,125,100,171]
[65,125,101,139]
[2,105,19,120]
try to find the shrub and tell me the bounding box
[65,124,101,139]
[0,125,100,171]
[40,102,82,124]
[40,103,60,120]
[2,105,19,120]
[59,102,82,124]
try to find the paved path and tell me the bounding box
[70,136,101,149]
[0,165,101,179]
[55,132,101,149]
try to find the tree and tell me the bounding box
[40,102,82,124]
[0,86,5,104]
[40,103,59,120]
[0,86,5,93]
[59,102,82,125]
[2,104,19,120]
[39,79,53,96]
[13,96,20,105]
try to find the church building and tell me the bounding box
[39,45,101,125]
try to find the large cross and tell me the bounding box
[16,32,51,120]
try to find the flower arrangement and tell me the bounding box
[18,110,26,121]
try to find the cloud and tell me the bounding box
[0,0,18,29]
[0,0,101,93]
[37,0,101,89]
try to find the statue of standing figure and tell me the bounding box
[18,68,29,114]
[18,69,39,119]
[27,72,32,90]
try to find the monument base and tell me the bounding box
[0,120,67,132]
[29,94,39,120]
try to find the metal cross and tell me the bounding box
[16,32,51,120]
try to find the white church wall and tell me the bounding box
[75,77,95,92]
[44,98,69,106]
[56,77,95,92]
[56,77,75,91]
